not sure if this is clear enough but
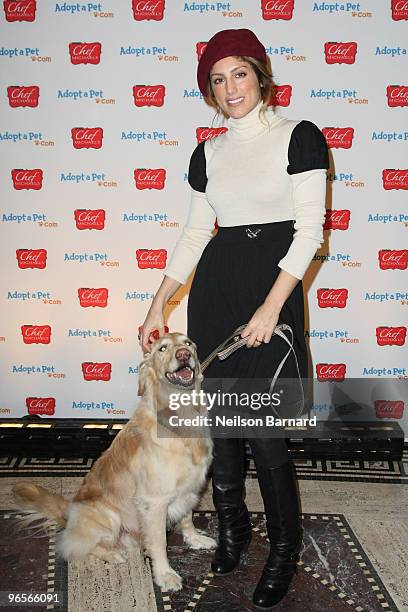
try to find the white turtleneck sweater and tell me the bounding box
[165,99,329,284]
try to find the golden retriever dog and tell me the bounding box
[13,332,216,592]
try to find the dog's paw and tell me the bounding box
[185,530,217,550]
[155,568,183,592]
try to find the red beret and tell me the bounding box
[197,28,267,97]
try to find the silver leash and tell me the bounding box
[200,323,305,418]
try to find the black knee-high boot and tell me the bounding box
[210,437,252,575]
[252,458,303,608]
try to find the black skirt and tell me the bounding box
[187,220,308,382]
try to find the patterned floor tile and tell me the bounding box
[0,448,407,483]
[154,512,400,612]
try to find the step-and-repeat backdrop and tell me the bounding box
[0,1,407,429]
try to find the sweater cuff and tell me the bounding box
[278,235,323,280]
[277,169,327,280]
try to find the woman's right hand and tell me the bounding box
[138,275,182,353]
[139,308,166,353]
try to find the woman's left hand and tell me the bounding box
[240,302,281,348]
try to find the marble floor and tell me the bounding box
[0,457,407,612]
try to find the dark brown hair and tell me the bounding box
[204,55,277,120]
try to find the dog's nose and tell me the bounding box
[175,348,191,361]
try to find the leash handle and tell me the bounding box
[268,324,305,418]
[200,323,305,418]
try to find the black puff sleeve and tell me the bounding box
[187,140,207,192]
[287,120,329,175]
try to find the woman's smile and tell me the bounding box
[227,96,244,106]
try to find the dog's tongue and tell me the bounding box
[177,367,192,380]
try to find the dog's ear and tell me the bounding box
[137,356,149,396]
[137,357,157,397]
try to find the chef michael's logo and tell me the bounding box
[134,169,166,190]
[317,288,348,308]
[4,0,36,22]
[69,43,102,65]
[82,362,112,381]
[78,288,108,308]
[26,397,55,416]
[271,85,292,107]
[378,250,408,270]
[74,209,105,230]
[375,400,404,419]
[386,86,408,107]
[261,0,294,20]
[324,210,351,231]
[382,169,408,190]
[133,85,165,107]
[324,42,357,64]
[12,169,43,190]
[322,127,354,149]
[136,249,167,269]
[21,324,51,344]
[196,42,207,61]
[376,326,406,346]
[316,363,346,381]
[16,248,47,269]
[71,128,103,149]
[391,0,408,20]
[7,86,39,108]
[132,0,165,20]
[196,127,228,143]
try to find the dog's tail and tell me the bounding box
[12,483,69,536]
[13,483,120,560]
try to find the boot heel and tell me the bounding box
[211,534,251,576]
[211,506,252,575]
[252,459,302,608]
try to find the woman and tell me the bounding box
[140,28,329,608]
